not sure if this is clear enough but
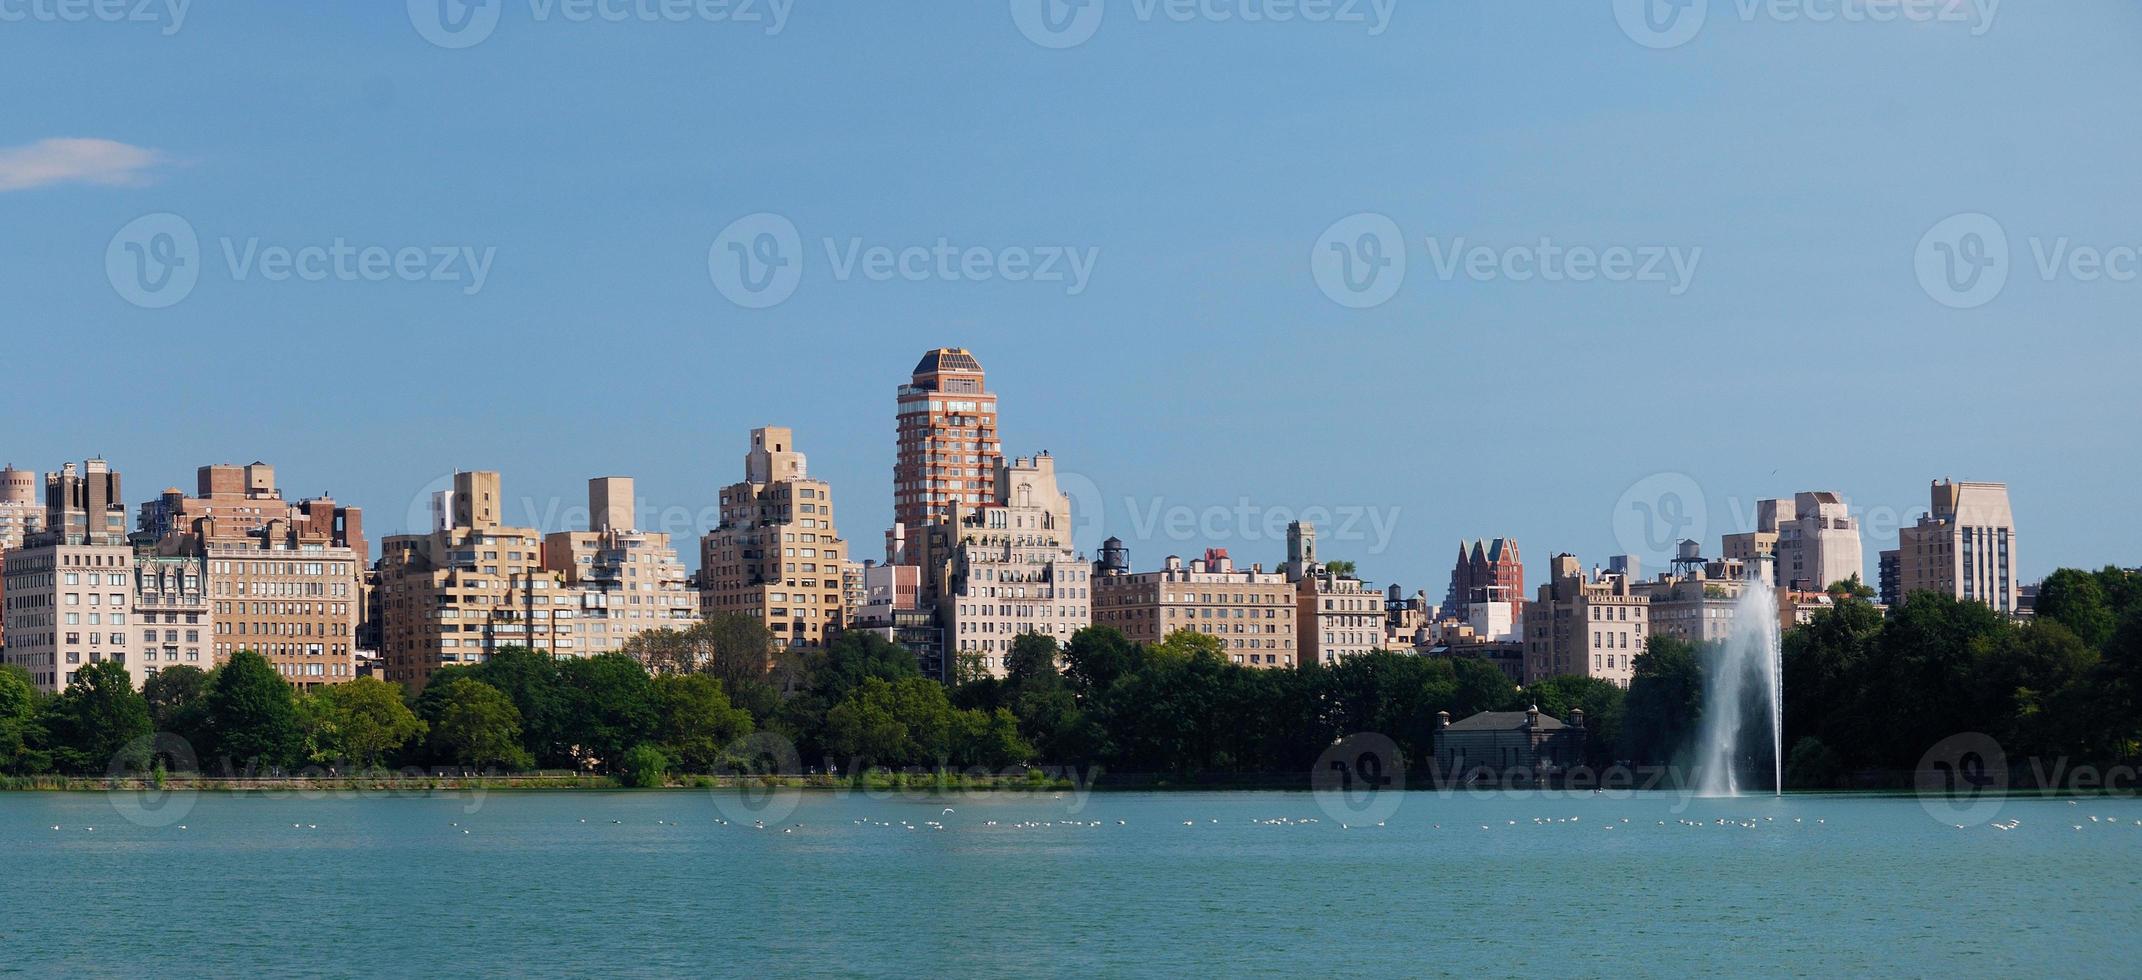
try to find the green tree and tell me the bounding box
[46,661,152,774]
[1323,560,1358,577]
[201,650,304,772]
[1863,592,2013,769]
[1784,736,1843,789]
[1781,596,1884,763]
[619,743,670,788]
[556,654,658,772]
[953,706,1035,769]
[1061,626,1146,700]
[1826,574,1877,600]
[653,674,754,772]
[2037,568,2118,650]
[810,630,921,704]
[307,677,427,769]
[142,665,210,732]
[0,664,51,775]
[1004,633,1062,687]
[1623,636,1704,767]
[466,647,567,766]
[1448,656,1517,718]
[426,678,533,770]
[1151,629,1226,662]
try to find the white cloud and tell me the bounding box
[0,138,166,192]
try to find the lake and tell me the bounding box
[2,787,2136,977]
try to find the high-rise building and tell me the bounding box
[1779,491,1862,592]
[543,477,698,657]
[893,347,1001,555]
[379,470,690,689]
[1726,492,1862,592]
[699,428,849,650]
[1892,479,2020,614]
[1092,549,1298,668]
[1523,554,1648,688]
[918,452,1089,679]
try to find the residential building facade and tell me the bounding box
[699,428,848,650]
[1892,479,2020,614]
[543,477,697,657]
[918,452,1089,679]
[1286,522,1382,666]
[377,470,688,688]
[2,461,142,691]
[1092,548,1298,668]
[1523,554,1649,687]
[140,464,366,687]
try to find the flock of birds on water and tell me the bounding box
[41,799,2142,838]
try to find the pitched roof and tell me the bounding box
[1445,709,1566,732]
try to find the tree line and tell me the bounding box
[2,568,2136,786]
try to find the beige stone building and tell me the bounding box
[543,477,698,655]
[699,427,848,651]
[0,465,38,551]
[132,552,212,680]
[1523,554,1649,687]
[379,470,690,689]
[3,461,148,692]
[1092,546,1298,668]
[1638,558,1748,646]
[1726,493,1862,592]
[1285,522,1383,666]
[140,463,366,687]
[918,452,1090,679]
[1886,479,2020,614]
[0,464,40,650]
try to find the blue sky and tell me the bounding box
[2,1,2137,594]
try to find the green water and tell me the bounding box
[3,789,2136,977]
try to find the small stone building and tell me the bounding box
[1433,705,1586,778]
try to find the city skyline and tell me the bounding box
[9,5,2139,599]
[0,389,2046,597]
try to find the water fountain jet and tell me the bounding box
[1694,559,1784,796]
